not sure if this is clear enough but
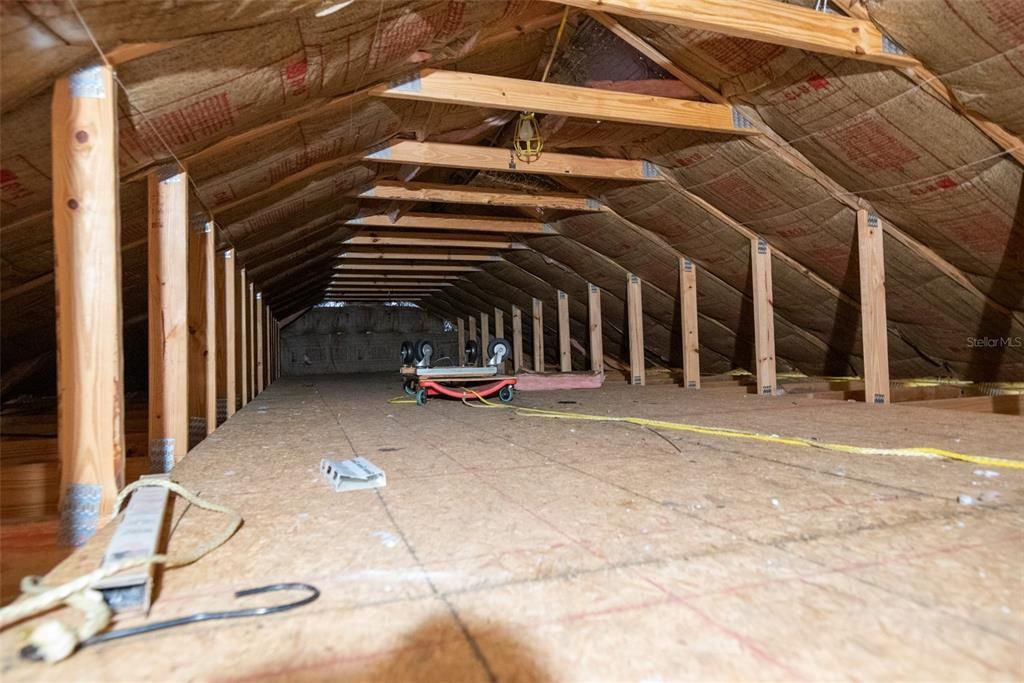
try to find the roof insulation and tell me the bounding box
[1,0,1022,389]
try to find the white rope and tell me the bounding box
[0,478,242,662]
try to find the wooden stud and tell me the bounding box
[558,290,572,372]
[256,292,265,395]
[751,238,777,396]
[237,268,249,408]
[216,249,237,422]
[627,273,646,386]
[532,298,545,373]
[346,213,548,235]
[587,283,604,374]
[249,283,257,397]
[373,69,754,135]
[457,318,466,361]
[330,273,462,280]
[264,304,272,389]
[480,312,490,360]
[494,308,505,339]
[857,210,890,405]
[468,315,478,344]
[680,257,700,389]
[188,220,216,443]
[512,306,524,371]
[365,140,662,182]
[52,63,125,545]
[554,0,919,68]
[148,164,189,473]
[355,181,604,212]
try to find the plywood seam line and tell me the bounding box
[585,15,1024,330]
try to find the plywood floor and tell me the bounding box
[3,373,1022,682]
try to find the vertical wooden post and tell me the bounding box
[627,273,645,386]
[532,298,545,373]
[216,249,236,422]
[148,164,189,473]
[264,304,272,388]
[751,237,777,396]
[481,312,490,358]
[680,257,700,389]
[557,290,571,372]
[249,283,257,396]
[52,63,125,545]
[188,219,216,445]
[457,318,465,362]
[256,292,265,394]
[587,283,603,374]
[494,308,504,339]
[857,210,890,405]
[468,315,477,341]
[511,306,523,372]
[237,268,249,407]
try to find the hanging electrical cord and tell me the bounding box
[514,6,570,162]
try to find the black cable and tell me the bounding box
[21,583,319,661]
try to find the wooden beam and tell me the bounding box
[334,263,483,272]
[338,250,503,262]
[347,212,550,235]
[373,69,754,135]
[532,298,545,372]
[328,289,442,295]
[264,305,272,389]
[188,220,217,444]
[457,318,466,360]
[557,290,572,372]
[857,210,890,405]
[494,308,505,339]
[330,280,456,287]
[469,315,478,344]
[355,181,604,212]
[365,140,662,182]
[324,297,424,302]
[679,257,700,389]
[331,272,462,280]
[829,0,1024,165]
[216,249,237,422]
[512,306,524,371]
[554,0,918,68]
[52,63,124,545]
[255,292,265,395]
[346,232,527,250]
[148,165,189,473]
[626,273,645,386]
[237,267,249,408]
[750,238,777,396]
[588,283,604,374]
[481,312,490,357]
[249,283,258,397]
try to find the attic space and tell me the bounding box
[1,1,1022,680]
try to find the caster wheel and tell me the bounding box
[488,338,511,363]
[498,385,515,403]
[415,388,428,406]
[400,340,414,365]
[403,379,416,396]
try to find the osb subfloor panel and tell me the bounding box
[3,373,1023,682]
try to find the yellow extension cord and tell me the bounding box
[388,392,1024,470]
